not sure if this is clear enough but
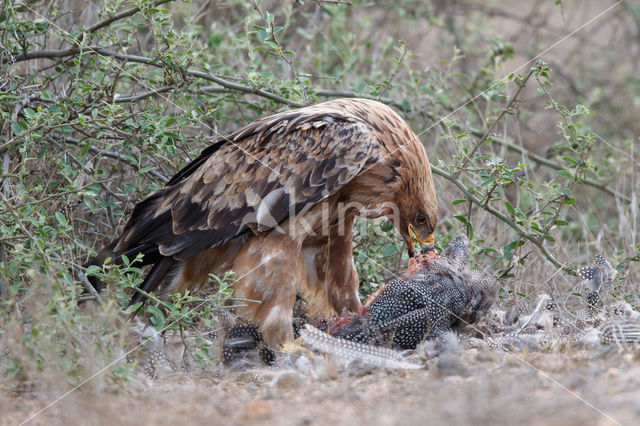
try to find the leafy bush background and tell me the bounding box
[1,0,639,389]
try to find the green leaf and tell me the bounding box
[382,244,397,256]
[54,212,67,226]
[454,215,470,225]
[11,121,23,135]
[147,305,165,328]
[454,215,473,239]
[505,201,515,217]
[124,302,143,314]
[564,197,577,205]
[452,199,467,205]
[85,265,102,276]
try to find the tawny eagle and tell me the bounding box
[87,98,437,346]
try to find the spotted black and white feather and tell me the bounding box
[578,254,616,310]
[300,324,422,369]
[578,255,615,291]
[327,234,497,350]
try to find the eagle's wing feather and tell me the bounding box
[114,110,378,261]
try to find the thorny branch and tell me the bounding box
[453,68,535,178]
[5,46,627,202]
[251,1,309,101]
[1,13,626,283]
[431,165,574,274]
[84,0,176,35]
[58,136,170,183]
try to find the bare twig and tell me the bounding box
[188,69,303,107]
[378,41,407,100]
[114,85,175,103]
[0,238,6,299]
[77,271,103,304]
[45,137,127,202]
[314,89,408,110]
[27,178,118,206]
[8,47,305,107]
[61,136,169,183]
[251,1,308,101]
[9,46,156,65]
[6,48,627,202]
[85,0,175,35]
[313,0,352,5]
[454,69,535,178]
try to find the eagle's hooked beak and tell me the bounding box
[407,224,435,257]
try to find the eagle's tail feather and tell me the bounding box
[130,256,178,305]
[84,237,171,305]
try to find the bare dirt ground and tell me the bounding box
[3,344,639,426]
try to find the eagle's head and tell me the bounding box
[395,191,437,257]
[389,138,438,257]
[335,98,438,257]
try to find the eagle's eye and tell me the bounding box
[415,213,428,225]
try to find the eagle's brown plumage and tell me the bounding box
[87,98,437,346]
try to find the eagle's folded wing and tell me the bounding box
[114,109,378,261]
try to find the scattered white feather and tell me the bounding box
[300,324,423,370]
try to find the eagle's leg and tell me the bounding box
[296,214,361,318]
[231,233,299,347]
[326,215,361,315]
